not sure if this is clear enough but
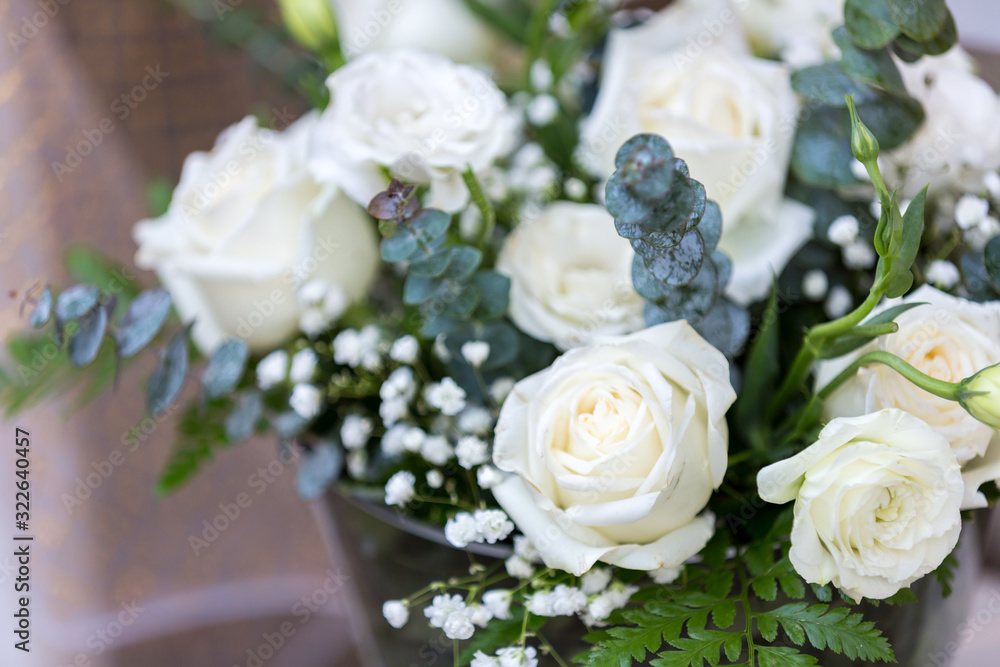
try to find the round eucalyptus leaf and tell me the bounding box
[886,0,947,41]
[147,328,189,417]
[225,390,263,443]
[29,286,53,328]
[605,175,655,224]
[381,228,418,262]
[54,285,100,322]
[648,259,720,323]
[983,236,1000,292]
[410,208,451,242]
[698,202,724,251]
[68,304,108,367]
[644,230,706,286]
[844,0,900,49]
[116,288,172,359]
[203,339,250,399]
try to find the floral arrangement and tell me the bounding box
[6,0,1000,665]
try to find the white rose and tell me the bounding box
[887,48,1000,198]
[133,114,379,353]
[757,409,963,601]
[579,0,813,305]
[815,286,1000,486]
[309,49,516,213]
[491,322,736,576]
[330,0,498,64]
[736,0,843,66]
[496,202,644,350]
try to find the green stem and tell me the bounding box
[520,607,531,648]
[453,639,460,667]
[816,350,961,402]
[537,632,570,667]
[462,167,496,250]
[526,0,559,65]
[738,560,756,666]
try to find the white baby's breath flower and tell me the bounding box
[955,194,990,229]
[289,384,322,419]
[257,350,289,390]
[445,513,481,548]
[474,509,514,544]
[384,470,416,507]
[842,241,876,269]
[650,566,683,584]
[587,583,639,622]
[490,377,516,404]
[564,177,588,201]
[347,449,367,479]
[379,398,409,427]
[925,260,961,290]
[456,436,490,469]
[381,367,417,402]
[524,591,554,616]
[530,59,554,91]
[551,585,588,616]
[513,535,540,562]
[497,646,538,667]
[425,378,467,415]
[461,341,491,368]
[340,414,373,449]
[382,600,409,628]
[984,171,1000,199]
[443,611,475,640]
[505,554,535,579]
[824,285,852,319]
[471,652,500,667]
[426,469,445,489]
[333,326,381,367]
[289,349,318,383]
[477,465,504,489]
[526,94,559,126]
[402,427,426,452]
[482,590,513,621]
[802,269,828,301]
[467,603,494,628]
[458,406,494,436]
[420,435,454,465]
[299,308,329,337]
[381,424,409,457]
[827,215,859,246]
[433,334,452,362]
[389,335,420,365]
[580,568,612,595]
[424,594,466,628]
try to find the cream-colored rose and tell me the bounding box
[735,0,843,66]
[134,114,379,354]
[887,48,1000,198]
[308,49,516,213]
[330,0,498,64]
[757,409,963,601]
[496,202,644,350]
[579,0,813,305]
[815,286,1000,477]
[491,322,735,576]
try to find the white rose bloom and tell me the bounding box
[492,321,735,576]
[309,49,516,212]
[758,410,963,601]
[888,48,1000,198]
[815,286,1000,483]
[134,114,379,354]
[329,0,498,64]
[497,202,644,350]
[735,0,843,66]
[578,0,813,305]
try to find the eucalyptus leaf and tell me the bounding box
[115,288,172,359]
[440,284,482,319]
[644,259,719,323]
[614,134,675,200]
[697,202,723,251]
[692,298,750,360]
[54,285,100,322]
[225,389,263,443]
[203,339,250,399]
[632,255,673,302]
[480,322,520,370]
[791,63,879,106]
[735,287,780,431]
[886,0,947,41]
[844,0,900,49]
[29,286,53,328]
[983,236,1000,292]
[442,246,483,282]
[894,9,957,56]
[641,172,697,234]
[409,247,452,277]
[403,276,441,304]
[410,208,451,242]
[713,251,733,293]
[68,304,108,367]
[833,27,906,94]
[381,228,418,262]
[473,271,511,321]
[147,327,189,417]
[296,441,344,500]
[605,175,654,225]
[791,107,860,188]
[644,230,705,286]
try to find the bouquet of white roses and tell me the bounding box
[6,0,1000,664]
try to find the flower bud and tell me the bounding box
[846,95,880,164]
[959,364,1000,429]
[277,0,338,52]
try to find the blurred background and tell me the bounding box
[0,1,998,665]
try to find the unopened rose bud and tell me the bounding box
[277,0,338,52]
[959,364,1000,429]
[846,95,880,164]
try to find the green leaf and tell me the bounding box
[381,227,418,262]
[442,246,483,282]
[691,298,749,360]
[735,287,780,436]
[756,646,819,667]
[895,8,957,55]
[145,176,174,217]
[203,339,249,399]
[147,327,189,417]
[933,549,958,598]
[885,185,927,298]
[408,247,452,278]
[403,276,441,305]
[225,389,262,443]
[115,289,172,359]
[65,246,138,302]
[984,236,1000,292]
[67,304,108,367]
[296,441,343,500]
[155,398,230,495]
[410,208,451,242]
[439,283,482,319]
[834,27,905,94]
[473,271,510,320]
[845,0,900,49]
[723,635,743,662]
[29,286,53,328]
[886,0,948,41]
[758,603,895,662]
[457,0,531,44]
[606,175,656,225]
[655,629,731,667]
[791,107,859,188]
[791,63,879,106]
[817,302,927,359]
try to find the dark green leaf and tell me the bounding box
[442,246,483,282]
[65,246,138,301]
[886,0,948,41]
[473,271,511,320]
[29,286,53,328]
[643,173,699,235]
[203,338,249,399]
[834,27,905,94]
[147,327,189,417]
[225,389,262,442]
[845,0,900,48]
[791,62,880,106]
[791,107,860,188]
[755,646,819,667]
[480,322,520,370]
[984,236,1000,292]
[895,8,956,55]
[439,284,482,319]
[643,260,720,324]
[736,286,780,431]
[759,603,895,662]
[857,93,925,151]
[115,288,172,359]
[403,276,441,304]
[68,305,108,367]
[885,185,927,298]
[54,285,100,322]
[296,441,343,500]
[154,398,230,495]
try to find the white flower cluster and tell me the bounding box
[504,535,540,579]
[297,280,348,337]
[471,646,538,667]
[423,594,494,640]
[444,510,514,548]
